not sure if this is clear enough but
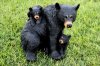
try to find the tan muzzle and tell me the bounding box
[64,21,72,28]
[34,15,40,20]
[59,39,64,44]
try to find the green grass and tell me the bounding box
[0,0,100,66]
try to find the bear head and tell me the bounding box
[59,34,71,45]
[55,3,80,28]
[27,5,43,20]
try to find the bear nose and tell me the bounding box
[67,24,72,28]
[34,15,40,20]
[36,16,39,19]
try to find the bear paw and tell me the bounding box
[26,52,37,62]
[51,51,61,60]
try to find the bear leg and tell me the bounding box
[50,36,61,60]
[24,33,40,61]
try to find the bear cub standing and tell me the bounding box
[58,34,71,58]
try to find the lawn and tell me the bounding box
[0,0,100,66]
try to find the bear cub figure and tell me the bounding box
[44,34,71,59]
[58,34,71,58]
[21,5,47,61]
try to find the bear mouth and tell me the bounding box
[64,21,72,28]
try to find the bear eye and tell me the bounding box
[69,15,73,18]
[65,15,68,18]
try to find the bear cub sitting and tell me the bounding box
[21,5,47,61]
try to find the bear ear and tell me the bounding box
[55,3,61,10]
[73,4,80,11]
[29,7,32,11]
[27,7,32,17]
[40,7,43,12]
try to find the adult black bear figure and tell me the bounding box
[44,3,80,59]
[59,34,71,58]
[21,5,47,61]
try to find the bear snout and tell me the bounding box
[64,21,72,28]
[34,15,40,20]
[67,24,72,28]
[59,39,64,44]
